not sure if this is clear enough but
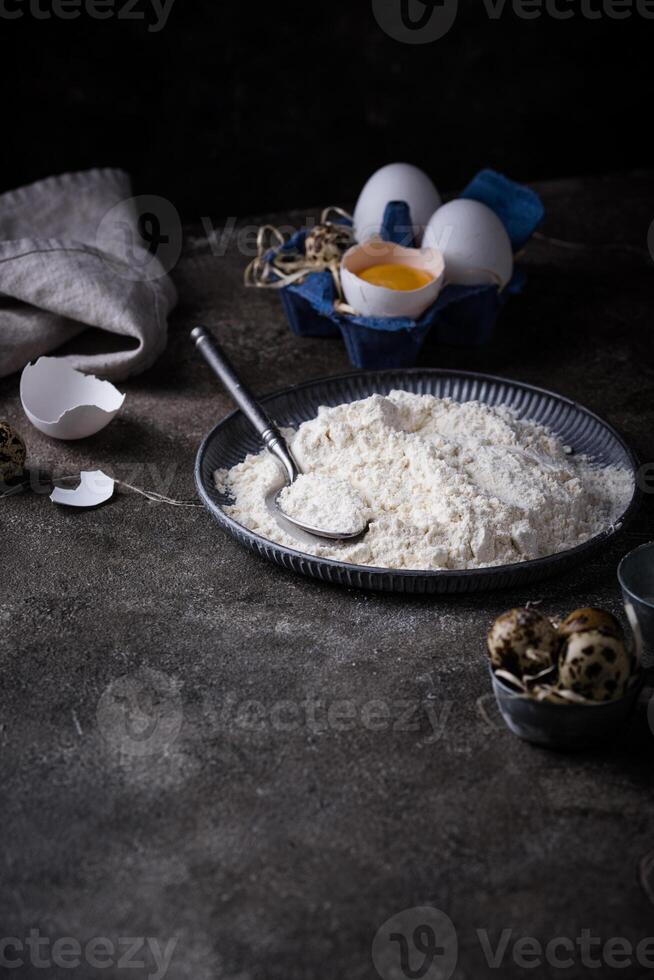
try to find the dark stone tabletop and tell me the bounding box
[1,172,654,980]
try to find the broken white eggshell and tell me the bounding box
[340,240,445,319]
[50,470,115,508]
[20,358,125,441]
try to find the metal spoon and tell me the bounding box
[191,326,368,542]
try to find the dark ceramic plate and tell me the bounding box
[195,369,639,594]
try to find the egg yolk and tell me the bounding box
[357,264,434,291]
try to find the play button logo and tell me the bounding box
[372,0,459,42]
[372,907,458,980]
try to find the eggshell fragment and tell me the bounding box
[50,470,115,508]
[424,199,514,289]
[341,241,445,320]
[20,358,125,441]
[354,163,441,245]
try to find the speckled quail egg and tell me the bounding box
[0,420,26,484]
[559,607,624,641]
[558,628,632,702]
[487,607,560,678]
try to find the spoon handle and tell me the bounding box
[191,326,298,484]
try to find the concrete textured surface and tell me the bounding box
[1,172,654,980]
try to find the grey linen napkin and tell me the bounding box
[0,168,177,382]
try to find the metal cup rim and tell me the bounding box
[618,542,654,610]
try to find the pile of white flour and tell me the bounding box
[214,391,633,571]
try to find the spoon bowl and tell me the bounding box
[191,326,369,543]
[271,485,368,541]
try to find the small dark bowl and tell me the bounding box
[490,665,644,750]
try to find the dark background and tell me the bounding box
[0,0,651,219]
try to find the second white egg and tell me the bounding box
[423,199,514,289]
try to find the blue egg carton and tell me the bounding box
[274,169,544,370]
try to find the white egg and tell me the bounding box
[353,163,441,246]
[423,200,514,289]
[20,357,125,440]
[340,241,445,320]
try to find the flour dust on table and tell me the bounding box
[214,391,633,571]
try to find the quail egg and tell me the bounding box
[558,629,632,702]
[487,607,560,678]
[559,607,624,641]
[0,420,26,484]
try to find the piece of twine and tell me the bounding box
[244,206,355,310]
[1,472,202,508]
[116,481,202,508]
